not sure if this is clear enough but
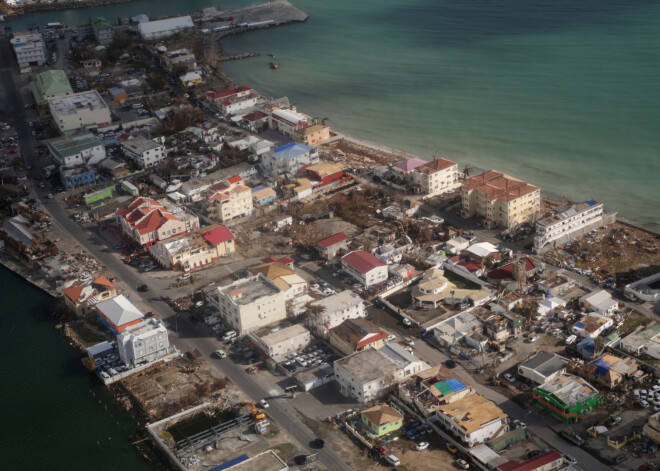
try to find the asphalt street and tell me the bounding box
[0,26,351,471]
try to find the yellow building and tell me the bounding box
[644,411,660,444]
[207,176,254,222]
[294,123,330,146]
[461,170,540,229]
[148,225,235,271]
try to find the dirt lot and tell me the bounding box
[120,353,240,420]
[320,138,405,170]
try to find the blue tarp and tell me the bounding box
[445,378,468,393]
[210,454,249,471]
[574,322,586,329]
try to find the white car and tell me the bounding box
[405,337,415,347]
[504,373,516,383]
[529,335,540,343]
[639,400,650,408]
[415,442,429,451]
[195,301,204,308]
[456,459,470,469]
[387,334,396,341]
[48,193,54,199]
[214,349,226,359]
[259,399,269,409]
[402,318,412,327]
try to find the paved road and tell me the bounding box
[0,27,351,471]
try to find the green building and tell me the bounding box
[532,374,602,424]
[84,186,115,206]
[78,17,114,45]
[31,70,73,106]
[360,404,404,437]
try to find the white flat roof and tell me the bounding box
[96,294,144,327]
[138,15,193,35]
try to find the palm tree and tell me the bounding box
[594,336,605,356]
[463,164,475,177]
[321,117,329,126]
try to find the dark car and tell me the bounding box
[138,284,149,292]
[313,438,325,449]
[444,359,456,369]
[613,454,626,464]
[145,311,155,318]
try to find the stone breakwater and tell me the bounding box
[5,0,139,17]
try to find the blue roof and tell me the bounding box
[574,322,586,329]
[445,378,468,392]
[251,185,267,193]
[585,200,597,206]
[210,455,249,471]
[271,142,313,159]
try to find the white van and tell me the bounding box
[385,455,400,466]
[222,331,237,341]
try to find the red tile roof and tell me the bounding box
[457,260,484,273]
[497,451,562,471]
[207,85,252,100]
[342,251,386,274]
[419,157,456,174]
[61,286,84,303]
[261,255,294,265]
[487,257,536,280]
[202,225,234,245]
[135,210,167,235]
[243,111,267,122]
[356,332,389,350]
[226,175,243,184]
[93,275,116,290]
[317,232,348,249]
[462,170,539,202]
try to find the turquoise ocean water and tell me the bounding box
[9,0,660,231]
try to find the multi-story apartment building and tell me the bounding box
[47,133,105,168]
[461,170,541,229]
[47,90,112,133]
[206,176,254,222]
[407,157,460,196]
[209,274,287,333]
[148,225,235,271]
[31,70,73,106]
[341,250,388,287]
[121,136,166,168]
[435,393,509,447]
[116,197,200,247]
[260,142,319,177]
[11,32,46,68]
[268,108,311,138]
[91,17,114,45]
[160,48,196,71]
[294,124,330,146]
[117,319,170,367]
[206,86,253,110]
[532,374,602,424]
[533,200,604,252]
[307,290,366,336]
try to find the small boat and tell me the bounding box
[267,53,276,58]
[269,62,279,69]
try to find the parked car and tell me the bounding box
[563,454,577,465]
[606,416,622,427]
[529,335,540,343]
[313,438,325,448]
[415,442,429,451]
[259,399,269,409]
[456,459,470,469]
[387,334,396,341]
[138,284,149,292]
[447,445,458,454]
[214,349,226,359]
[405,337,415,346]
[384,455,400,466]
[504,373,516,383]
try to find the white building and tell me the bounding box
[260,142,319,177]
[11,32,46,68]
[47,90,112,133]
[620,322,660,360]
[268,108,311,138]
[534,200,604,252]
[580,289,618,316]
[571,313,614,338]
[138,15,194,40]
[121,136,166,168]
[625,272,660,303]
[47,133,105,168]
[219,93,258,116]
[117,318,170,367]
[248,324,311,358]
[435,393,508,447]
[209,274,287,333]
[341,250,388,288]
[517,352,568,385]
[334,343,430,402]
[407,157,460,196]
[307,290,365,336]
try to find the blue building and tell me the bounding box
[60,165,97,189]
[251,186,277,206]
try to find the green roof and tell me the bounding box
[433,381,454,396]
[48,134,101,159]
[92,17,112,30]
[34,70,72,99]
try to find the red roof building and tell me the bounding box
[487,257,537,283]
[341,251,389,288]
[316,232,349,259]
[61,275,119,315]
[497,451,563,471]
[261,255,295,269]
[207,85,252,101]
[202,225,235,245]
